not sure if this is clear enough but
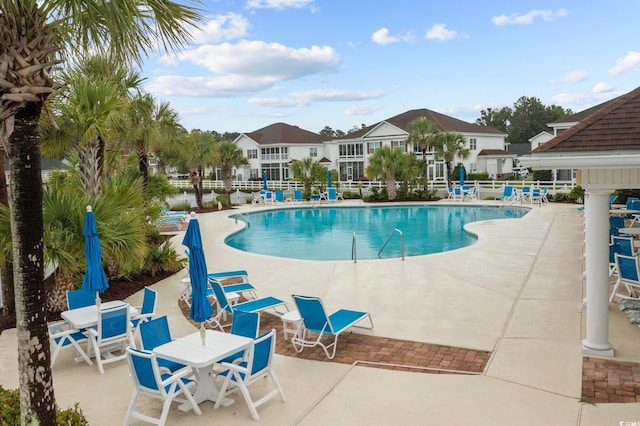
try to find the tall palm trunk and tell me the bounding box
[9,103,56,425]
[137,140,149,193]
[0,146,14,315]
[78,139,103,196]
[386,176,398,200]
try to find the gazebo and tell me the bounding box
[520,86,640,357]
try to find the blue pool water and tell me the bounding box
[226,205,529,261]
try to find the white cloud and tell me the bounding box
[372,28,398,45]
[425,23,457,41]
[549,90,621,107]
[492,9,568,26]
[174,40,339,80]
[592,82,614,93]
[344,104,381,116]
[193,13,250,44]
[371,28,414,45]
[246,0,314,10]
[608,51,640,75]
[553,69,588,84]
[249,88,387,108]
[146,75,275,97]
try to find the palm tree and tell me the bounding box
[0,1,202,422]
[291,157,322,198]
[178,130,216,208]
[366,146,406,200]
[406,117,440,186]
[214,141,249,195]
[126,93,181,193]
[434,132,470,185]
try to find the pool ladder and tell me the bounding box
[351,229,405,262]
[234,213,250,227]
[378,228,405,260]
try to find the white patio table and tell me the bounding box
[153,329,252,410]
[619,227,640,237]
[61,300,138,330]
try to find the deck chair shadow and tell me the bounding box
[124,347,201,426]
[214,329,286,421]
[290,294,374,359]
[49,321,93,367]
[139,316,188,374]
[610,253,640,302]
[87,303,133,374]
[207,280,288,331]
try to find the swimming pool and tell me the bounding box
[226,204,529,261]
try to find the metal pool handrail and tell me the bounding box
[378,228,404,260]
[234,213,251,228]
[352,232,357,263]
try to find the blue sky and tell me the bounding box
[142,0,640,134]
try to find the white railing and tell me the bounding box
[168,179,577,197]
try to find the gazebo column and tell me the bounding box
[582,188,614,356]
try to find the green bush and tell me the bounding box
[169,201,191,212]
[0,386,89,425]
[468,172,489,180]
[340,191,361,199]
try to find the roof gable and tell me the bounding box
[533,86,640,154]
[244,122,324,145]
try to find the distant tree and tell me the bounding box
[475,106,512,133]
[476,97,572,144]
[366,146,407,200]
[320,126,336,137]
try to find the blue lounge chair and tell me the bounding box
[207,269,258,300]
[207,280,288,331]
[290,294,373,359]
[214,329,286,420]
[326,187,338,202]
[275,190,285,203]
[292,189,304,204]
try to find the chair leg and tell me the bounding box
[123,389,138,426]
[236,379,260,421]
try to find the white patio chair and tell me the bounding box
[87,303,133,374]
[214,329,286,420]
[130,286,158,349]
[48,320,93,367]
[609,253,640,302]
[124,347,201,426]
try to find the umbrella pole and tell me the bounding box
[200,322,206,345]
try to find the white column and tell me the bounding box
[582,189,614,356]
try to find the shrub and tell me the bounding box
[0,386,89,425]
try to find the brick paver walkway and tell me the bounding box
[179,300,640,402]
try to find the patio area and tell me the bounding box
[1,200,639,425]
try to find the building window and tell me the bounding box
[469,138,477,150]
[247,149,258,159]
[469,163,477,172]
[250,169,259,179]
[309,147,317,157]
[339,161,365,180]
[339,143,364,158]
[391,140,405,151]
[367,141,382,154]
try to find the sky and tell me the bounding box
[141,0,640,134]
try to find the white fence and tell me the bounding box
[169,179,577,197]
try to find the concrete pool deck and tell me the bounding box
[1,200,640,424]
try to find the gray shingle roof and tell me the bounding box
[533,86,640,153]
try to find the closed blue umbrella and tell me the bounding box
[262,171,268,191]
[81,206,108,303]
[182,212,214,334]
[459,165,465,186]
[327,169,332,188]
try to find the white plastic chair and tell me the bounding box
[609,253,640,302]
[87,303,133,374]
[124,347,201,425]
[130,286,158,348]
[214,329,286,420]
[48,321,93,367]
